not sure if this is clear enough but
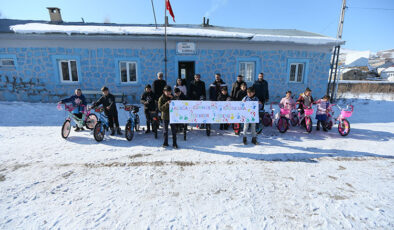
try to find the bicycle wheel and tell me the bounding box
[338,119,350,136]
[93,122,105,142]
[290,114,299,127]
[134,115,140,132]
[61,120,71,139]
[85,114,98,130]
[262,113,272,127]
[125,121,134,141]
[277,117,288,133]
[305,117,313,133]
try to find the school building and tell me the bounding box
[0,8,344,103]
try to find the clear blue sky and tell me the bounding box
[1,0,393,52]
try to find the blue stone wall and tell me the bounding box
[0,46,332,103]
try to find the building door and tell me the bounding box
[178,61,195,87]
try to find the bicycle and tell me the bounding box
[256,102,275,134]
[92,106,110,142]
[150,110,160,139]
[326,104,353,136]
[120,104,141,141]
[58,103,97,139]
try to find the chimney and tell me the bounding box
[47,7,63,23]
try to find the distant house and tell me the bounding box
[0,8,344,102]
[380,67,394,81]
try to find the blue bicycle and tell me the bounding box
[92,106,110,142]
[120,104,140,141]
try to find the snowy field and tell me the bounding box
[0,98,393,229]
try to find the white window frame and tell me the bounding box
[58,60,79,83]
[239,61,255,82]
[0,59,16,67]
[119,61,138,83]
[289,63,304,83]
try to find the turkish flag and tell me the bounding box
[166,0,175,22]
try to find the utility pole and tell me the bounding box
[327,0,346,102]
[150,0,158,29]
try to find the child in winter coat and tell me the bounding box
[217,86,231,130]
[296,87,314,126]
[234,82,247,101]
[158,86,178,148]
[92,86,121,136]
[140,84,156,134]
[241,87,261,145]
[315,95,331,131]
[279,91,296,119]
[58,88,87,131]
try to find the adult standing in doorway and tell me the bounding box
[252,72,269,109]
[187,74,206,100]
[174,78,187,97]
[209,73,227,101]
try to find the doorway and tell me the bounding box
[178,61,195,87]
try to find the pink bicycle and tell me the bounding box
[277,103,313,133]
[278,103,314,133]
[326,104,353,136]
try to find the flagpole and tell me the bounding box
[164,0,168,82]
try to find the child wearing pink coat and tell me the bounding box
[279,91,296,119]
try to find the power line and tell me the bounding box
[348,6,394,11]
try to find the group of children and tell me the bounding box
[279,87,332,131]
[59,79,332,148]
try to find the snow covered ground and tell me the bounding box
[0,98,393,229]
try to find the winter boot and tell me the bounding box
[162,133,169,147]
[145,123,151,133]
[74,127,81,132]
[243,137,247,145]
[252,137,257,145]
[322,121,328,132]
[117,127,122,135]
[110,128,115,136]
[316,121,320,131]
[172,138,178,149]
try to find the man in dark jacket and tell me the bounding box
[230,75,245,99]
[209,73,227,101]
[187,74,206,100]
[152,72,167,101]
[93,86,121,135]
[158,86,178,148]
[58,88,87,131]
[252,73,269,109]
[140,84,156,134]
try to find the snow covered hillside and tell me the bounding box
[0,98,393,229]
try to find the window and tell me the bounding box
[58,60,78,82]
[289,63,304,83]
[239,62,255,82]
[0,59,15,68]
[119,61,137,83]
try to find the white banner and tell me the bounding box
[170,101,259,124]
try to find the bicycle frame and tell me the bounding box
[95,108,110,132]
[60,104,89,127]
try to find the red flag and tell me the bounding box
[166,0,175,22]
